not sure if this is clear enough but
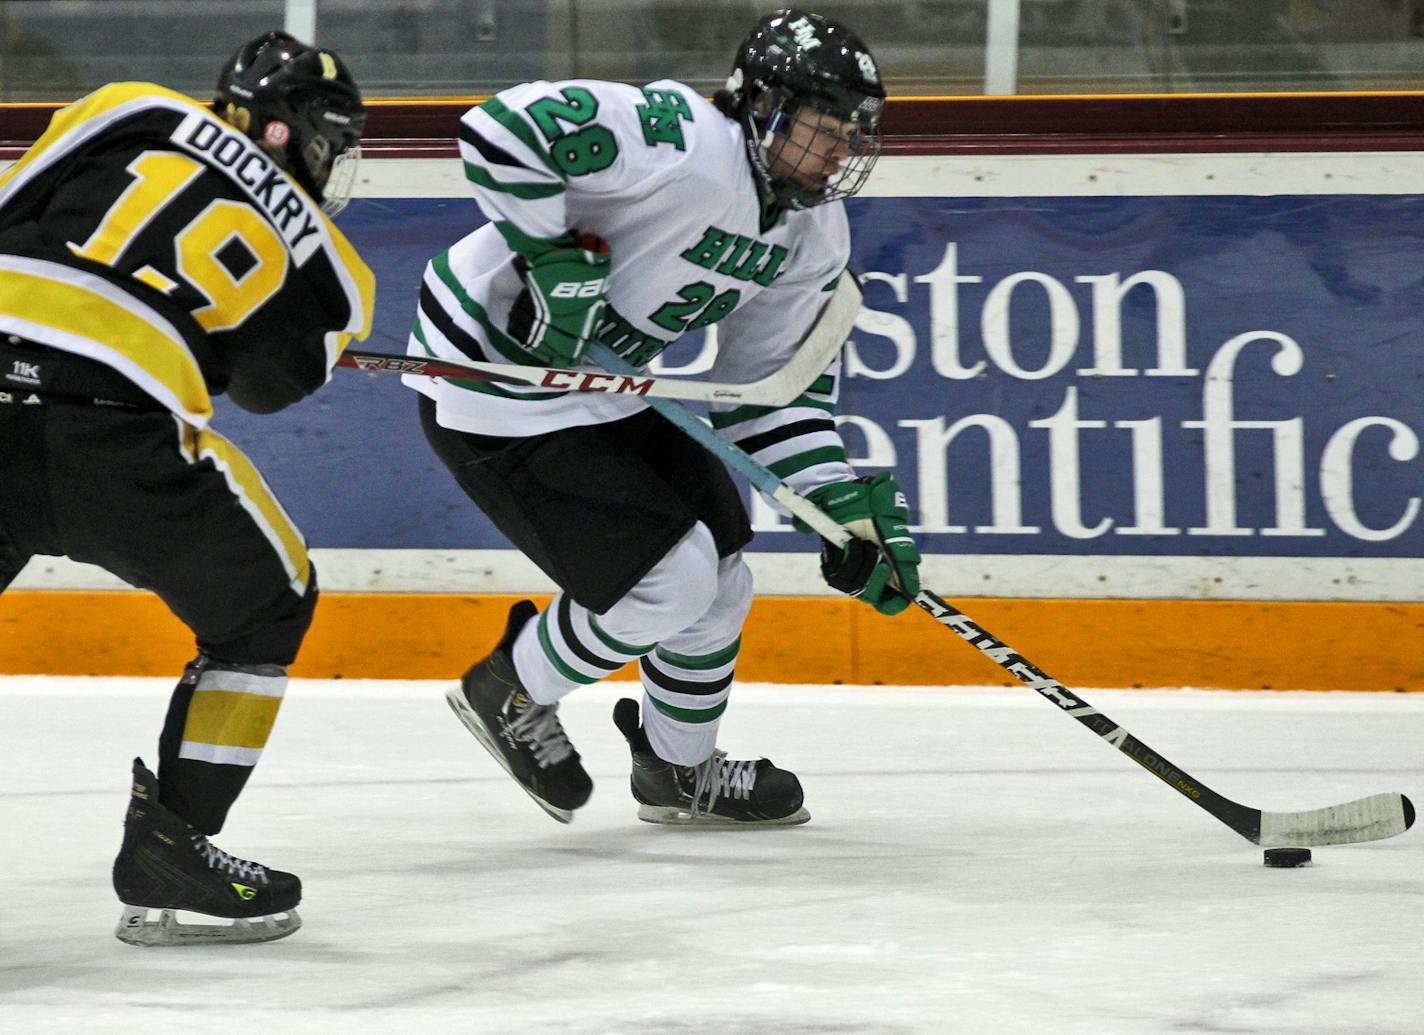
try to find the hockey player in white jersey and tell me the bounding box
[411,9,921,825]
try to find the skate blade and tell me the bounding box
[636,804,812,828]
[115,905,301,947]
[445,687,575,824]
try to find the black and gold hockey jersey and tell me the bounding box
[0,82,373,426]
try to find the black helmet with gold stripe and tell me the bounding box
[215,30,365,214]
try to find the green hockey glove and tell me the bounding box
[507,232,611,365]
[797,473,922,616]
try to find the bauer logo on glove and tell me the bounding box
[507,231,612,366]
[797,472,922,616]
[549,278,608,300]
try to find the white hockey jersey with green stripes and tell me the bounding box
[404,77,857,494]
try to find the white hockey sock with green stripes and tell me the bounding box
[510,523,725,704]
[512,591,654,705]
[639,636,741,765]
[638,553,753,764]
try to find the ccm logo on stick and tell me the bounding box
[538,370,654,395]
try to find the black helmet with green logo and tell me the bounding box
[717,10,885,209]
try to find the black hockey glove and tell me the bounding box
[797,473,922,616]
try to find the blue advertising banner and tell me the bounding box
[212,193,1424,559]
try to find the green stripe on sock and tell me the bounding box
[537,609,601,685]
[587,613,654,656]
[648,695,728,724]
[655,637,741,671]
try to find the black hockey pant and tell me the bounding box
[0,391,316,834]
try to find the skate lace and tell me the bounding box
[690,750,757,817]
[193,836,269,885]
[509,700,575,768]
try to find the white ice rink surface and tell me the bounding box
[1,677,1420,1035]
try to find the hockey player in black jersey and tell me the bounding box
[0,31,374,945]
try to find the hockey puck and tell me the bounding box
[1263,847,1312,868]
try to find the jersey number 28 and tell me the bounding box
[526,88,619,177]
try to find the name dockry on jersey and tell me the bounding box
[172,111,323,262]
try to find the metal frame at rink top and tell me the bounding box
[3,80,1424,694]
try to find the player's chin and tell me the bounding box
[792,172,833,192]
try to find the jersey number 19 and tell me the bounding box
[68,150,289,333]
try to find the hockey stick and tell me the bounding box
[586,340,1417,849]
[335,270,863,407]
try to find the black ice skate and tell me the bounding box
[446,599,593,823]
[612,698,810,827]
[111,758,301,947]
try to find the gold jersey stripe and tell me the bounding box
[0,255,209,422]
[0,82,202,195]
[178,421,312,595]
[181,688,284,751]
[326,220,375,346]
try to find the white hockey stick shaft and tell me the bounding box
[338,270,862,408]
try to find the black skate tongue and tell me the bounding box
[130,757,158,799]
[500,600,539,651]
[612,698,651,753]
